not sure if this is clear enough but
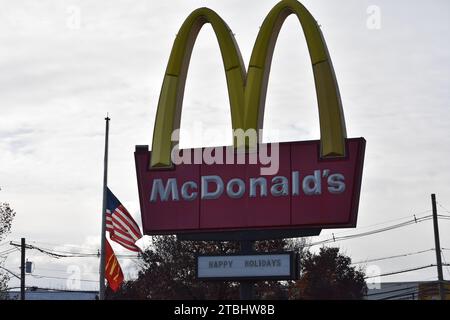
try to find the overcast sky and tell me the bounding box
[1,0,449,292]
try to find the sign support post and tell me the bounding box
[239,240,254,300]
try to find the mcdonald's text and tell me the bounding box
[149,169,345,202]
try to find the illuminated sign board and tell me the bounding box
[136,139,364,233]
[197,253,297,280]
[135,0,366,236]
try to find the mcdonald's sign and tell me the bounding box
[135,0,366,238]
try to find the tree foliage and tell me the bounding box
[289,247,367,299]
[108,236,367,300]
[0,203,15,240]
[0,202,16,299]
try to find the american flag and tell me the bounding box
[106,188,142,252]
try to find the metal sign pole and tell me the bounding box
[239,240,254,300]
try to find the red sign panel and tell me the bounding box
[135,138,365,235]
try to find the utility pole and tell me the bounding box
[20,237,25,300]
[99,115,110,300]
[239,240,254,300]
[431,194,445,300]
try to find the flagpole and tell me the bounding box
[99,114,110,300]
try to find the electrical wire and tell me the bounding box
[437,201,450,213]
[28,240,101,254]
[441,252,450,279]
[31,273,99,283]
[0,248,17,257]
[10,241,138,259]
[0,241,10,247]
[374,286,450,300]
[33,267,99,275]
[4,210,446,289]
[40,246,137,259]
[375,289,420,300]
[16,241,138,259]
[20,212,446,258]
[5,286,98,293]
[352,248,434,265]
[6,212,443,266]
[365,264,450,279]
[308,215,433,247]
[27,240,143,257]
[319,210,432,238]
[366,285,419,297]
[0,265,21,280]
[367,279,427,290]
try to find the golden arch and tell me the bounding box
[151,0,346,168]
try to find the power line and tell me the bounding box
[366,285,419,297]
[31,274,99,283]
[19,211,445,258]
[352,248,435,265]
[374,286,450,300]
[437,201,450,213]
[5,286,98,294]
[38,246,137,258]
[0,241,11,247]
[309,212,450,248]
[10,242,72,259]
[321,210,432,237]
[375,289,420,300]
[33,267,99,275]
[0,265,21,280]
[6,214,444,264]
[308,215,433,247]
[27,240,101,253]
[12,241,138,259]
[4,209,446,288]
[365,264,450,279]
[0,248,17,256]
[441,252,450,279]
[10,241,136,259]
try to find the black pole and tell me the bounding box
[20,237,25,301]
[239,240,254,300]
[99,115,110,300]
[431,194,445,300]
